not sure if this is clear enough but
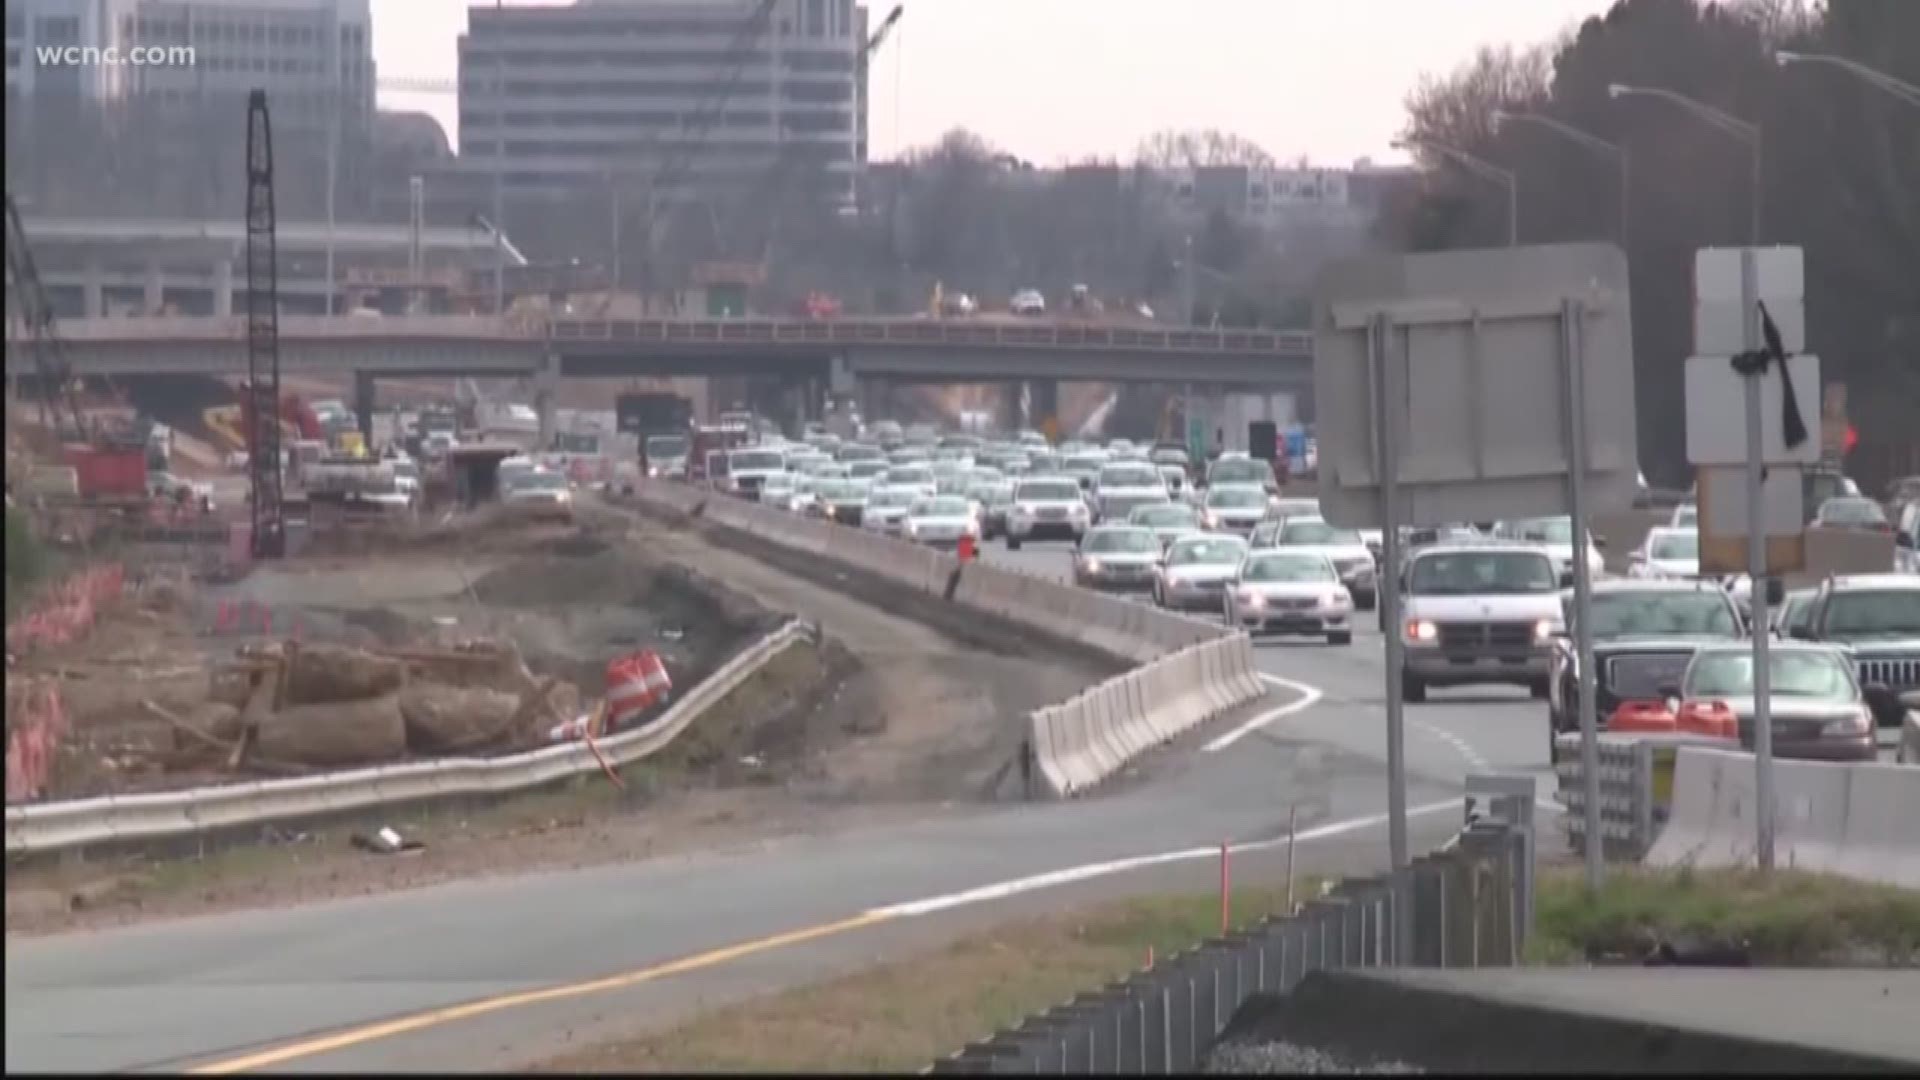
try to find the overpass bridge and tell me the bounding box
[3,314,1315,388]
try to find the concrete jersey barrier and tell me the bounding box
[630,481,1270,798]
[6,620,816,859]
[1645,746,1920,888]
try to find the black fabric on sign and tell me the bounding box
[1728,301,1809,453]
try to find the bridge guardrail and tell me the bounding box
[927,818,1532,1075]
[5,620,816,859]
[629,482,1269,799]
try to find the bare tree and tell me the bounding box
[1134,129,1278,170]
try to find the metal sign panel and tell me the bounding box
[1684,354,1822,466]
[1313,243,1640,530]
[1698,465,1806,575]
[1694,246,1805,356]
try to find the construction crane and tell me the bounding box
[244,89,286,560]
[4,191,87,441]
[728,4,904,263]
[633,0,777,282]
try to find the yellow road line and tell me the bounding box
[186,910,894,1074]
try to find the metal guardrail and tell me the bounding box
[1553,731,1737,861]
[4,619,816,858]
[928,819,1533,1075]
[6,315,535,343]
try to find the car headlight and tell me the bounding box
[1533,618,1557,642]
[1239,590,1265,607]
[1822,708,1873,736]
[1406,619,1438,643]
[1085,558,1103,573]
[1322,591,1347,608]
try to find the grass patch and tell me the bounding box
[1528,865,1920,966]
[532,882,1319,1074]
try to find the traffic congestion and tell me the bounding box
[667,414,1920,768]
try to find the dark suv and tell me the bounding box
[1790,574,1920,729]
[1546,580,1746,758]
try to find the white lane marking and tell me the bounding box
[867,800,1460,919]
[1411,719,1491,773]
[1201,672,1325,753]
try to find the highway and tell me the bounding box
[3,533,1550,1074]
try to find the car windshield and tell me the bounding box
[520,472,566,491]
[869,489,916,508]
[1517,517,1575,544]
[1278,519,1361,546]
[1243,554,1336,583]
[818,481,861,500]
[1134,506,1197,528]
[1208,488,1267,509]
[1018,481,1081,502]
[1823,590,1920,638]
[645,436,688,457]
[1821,498,1886,525]
[1409,551,1557,595]
[1673,505,1698,526]
[848,461,886,478]
[1064,456,1106,473]
[1583,591,1738,639]
[838,446,884,462]
[913,497,970,517]
[886,467,933,485]
[1210,460,1268,485]
[1100,466,1161,487]
[731,450,784,471]
[1085,529,1158,554]
[1170,538,1246,566]
[1650,531,1699,560]
[1687,650,1855,699]
[761,474,795,492]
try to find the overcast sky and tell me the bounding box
[372,0,1613,166]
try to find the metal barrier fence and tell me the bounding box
[928,819,1533,1075]
[1553,731,1734,861]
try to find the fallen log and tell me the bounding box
[398,683,526,755]
[282,643,407,706]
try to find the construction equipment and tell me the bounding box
[4,191,86,441]
[244,89,286,560]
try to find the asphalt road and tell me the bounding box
[978,537,1559,794]
[4,535,1543,1074]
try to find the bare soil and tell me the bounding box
[6,501,1106,933]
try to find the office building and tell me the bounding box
[459,0,868,206]
[5,0,374,131]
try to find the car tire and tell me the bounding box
[1529,678,1551,701]
[1402,672,1427,703]
[1006,536,1022,550]
[1327,630,1352,646]
[1152,584,1165,608]
[1355,590,1377,612]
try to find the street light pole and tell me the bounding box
[1392,137,1518,247]
[323,0,340,315]
[491,0,506,314]
[1775,51,1920,107]
[1492,110,1630,248]
[1608,84,1763,245]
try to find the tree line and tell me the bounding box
[1381,0,1917,491]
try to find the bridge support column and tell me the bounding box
[82,261,104,318]
[859,376,888,425]
[212,259,234,318]
[535,352,560,448]
[353,371,377,446]
[143,261,164,315]
[1028,379,1059,432]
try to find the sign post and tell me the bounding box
[1316,242,1640,927]
[1685,246,1817,873]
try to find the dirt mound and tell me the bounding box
[399,683,530,756]
[255,692,408,769]
[282,644,409,705]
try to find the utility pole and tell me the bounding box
[491,0,506,314]
[322,0,340,315]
